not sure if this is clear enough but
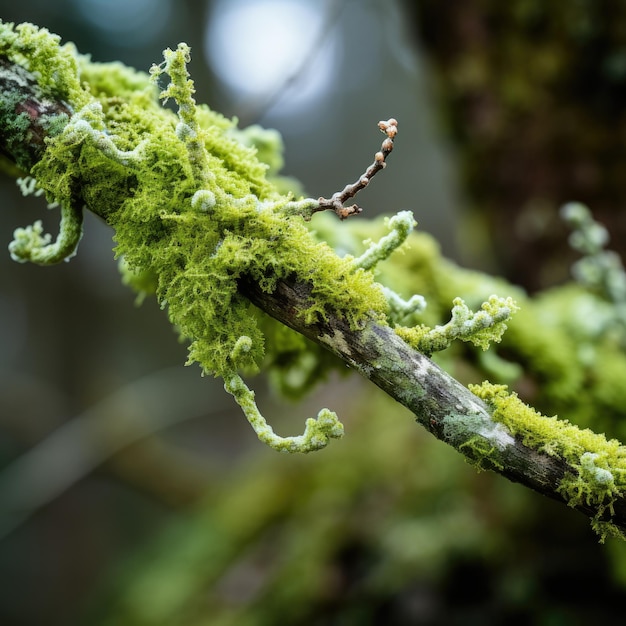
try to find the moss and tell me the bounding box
[6,19,626,483]
[0,23,387,377]
[471,381,626,538]
[1,22,391,451]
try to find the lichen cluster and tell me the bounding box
[395,294,519,356]
[0,22,383,451]
[561,202,626,332]
[471,382,626,539]
[316,202,626,538]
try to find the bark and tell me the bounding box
[243,276,626,531]
[0,57,72,172]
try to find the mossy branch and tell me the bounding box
[3,22,626,539]
[240,275,626,538]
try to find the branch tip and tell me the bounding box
[303,118,399,220]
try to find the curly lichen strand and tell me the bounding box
[60,102,148,167]
[351,210,416,271]
[395,295,519,356]
[9,201,83,264]
[223,372,344,453]
[150,43,211,187]
[0,21,390,455]
[561,203,626,342]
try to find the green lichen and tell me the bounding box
[441,406,513,472]
[9,206,83,264]
[0,21,573,473]
[0,22,87,107]
[351,210,416,271]
[8,175,83,264]
[0,89,33,170]
[395,295,519,357]
[224,370,344,453]
[470,381,626,539]
[349,210,428,325]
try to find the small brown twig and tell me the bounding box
[296,118,396,221]
[283,118,397,221]
[316,118,397,219]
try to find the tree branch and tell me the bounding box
[2,50,626,536]
[241,276,626,533]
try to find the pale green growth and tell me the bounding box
[347,210,426,324]
[224,373,344,453]
[281,197,323,218]
[395,295,519,356]
[561,203,626,351]
[0,22,89,266]
[191,189,216,212]
[561,202,626,307]
[381,287,427,325]
[351,210,416,271]
[232,124,285,175]
[0,21,524,457]
[118,257,158,305]
[471,381,626,540]
[9,203,83,264]
[0,21,88,108]
[580,452,616,487]
[62,102,148,167]
[10,175,83,264]
[16,176,44,197]
[150,43,210,186]
[441,406,514,470]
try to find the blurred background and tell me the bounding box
[2,1,626,624]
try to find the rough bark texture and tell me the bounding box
[2,52,625,534]
[0,57,71,172]
[243,276,626,532]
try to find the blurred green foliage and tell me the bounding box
[406,0,626,291]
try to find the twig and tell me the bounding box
[286,118,398,220]
[240,275,626,537]
[316,117,398,219]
